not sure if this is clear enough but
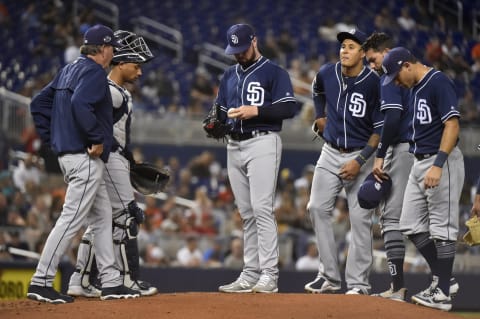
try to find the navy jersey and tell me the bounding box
[380,76,412,144]
[408,69,460,154]
[215,56,296,133]
[313,62,383,149]
[30,56,113,162]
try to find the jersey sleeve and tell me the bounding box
[271,67,296,104]
[312,68,326,118]
[30,75,59,146]
[380,80,404,113]
[434,73,460,122]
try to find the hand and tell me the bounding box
[88,143,103,158]
[227,105,258,120]
[339,159,361,180]
[424,165,442,189]
[471,194,480,218]
[372,157,387,182]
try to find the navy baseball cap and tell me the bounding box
[225,24,255,55]
[337,29,367,45]
[357,173,392,209]
[84,24,123,48]
[382,47,413,86]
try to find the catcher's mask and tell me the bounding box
[112,30,154,64]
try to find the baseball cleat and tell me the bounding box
[372,284,407,302]
[252,275,278,293]
[345,287,370,295]
[27,285,74,304]
[67,285,101,298]
[304,276,341,294]
[411,287,452,311]
[129,280,158,296]
[100,285,140,300]
[219,277,256,293]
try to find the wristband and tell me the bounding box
[433,151,448,168]
[354,145,375,167]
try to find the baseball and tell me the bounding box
[228,108,236,114]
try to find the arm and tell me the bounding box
[227,101,297,120]
[30,81,56,146]
[373,108,402,181]
[424,117,459,188]
[340,133,380,180]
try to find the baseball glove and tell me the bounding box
[463,215,480,246]
[202,103,229,140]
[130,162,170,195]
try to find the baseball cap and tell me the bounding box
[337,29,367,45]
[382,47,412,86]
[225,24,255,55]
[83,24,122,48]
[357,173,392,209]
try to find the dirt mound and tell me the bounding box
[0,293,467,319]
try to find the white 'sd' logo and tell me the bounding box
[349,92,366,118]
[246,82,264,106]
[103,36,111,43]
[231,34,239,44]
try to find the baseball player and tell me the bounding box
[67,31,157,297]
[27,24,139,303]
[304,29,383,295]
[361,32,413,301]
[214,24,297,293]
[382,47,464,311]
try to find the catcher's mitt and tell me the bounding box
[130,162,170,195]
[463,215,480,246]
[203,103,229,140]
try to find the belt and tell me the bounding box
[57,150,86,156]
[229,130,270,141]
[414,153,436,161]
[327,142,363,154]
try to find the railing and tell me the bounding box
[73,0,119,30]
[428,0,463,30]
[0,87,32,142]
[198,43,235,73]
[132,16,183,62]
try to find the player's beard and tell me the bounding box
[236,50,258,68]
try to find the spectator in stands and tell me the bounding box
[277,29,297,56]
[143,243,168,267]
[318,17,338,42]
[260,32,281,62]
[188,67,216,116]
[141,69,179,111]
[223,237,244,269]
[21,3,41,31]
[295,239,323,272]
[176,235,203,267]
[203,238,224,268]
[12,153,44,194]
[0,1,10,27]
[458,88,478,124]
[397,6,416,31]
[374,6,397,33]
[64,33,82,64]
[424,36,444,68]
[471,43,480,73]
[5,231,30,260]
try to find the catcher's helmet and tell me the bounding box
[112,30,154,64]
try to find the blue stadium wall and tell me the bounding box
[0,261,478,310]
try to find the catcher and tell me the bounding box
[68,30,167,298]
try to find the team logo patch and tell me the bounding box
[374,182,381,191]
[104,36,112,43]
[231,34,239,44]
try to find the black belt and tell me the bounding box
[229,130,270,141]
[327,142,362,153]
[414,153,436,161]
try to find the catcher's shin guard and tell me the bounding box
[75,238,97,288]
[119,237,141,283]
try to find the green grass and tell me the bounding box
[455,313,480,318]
